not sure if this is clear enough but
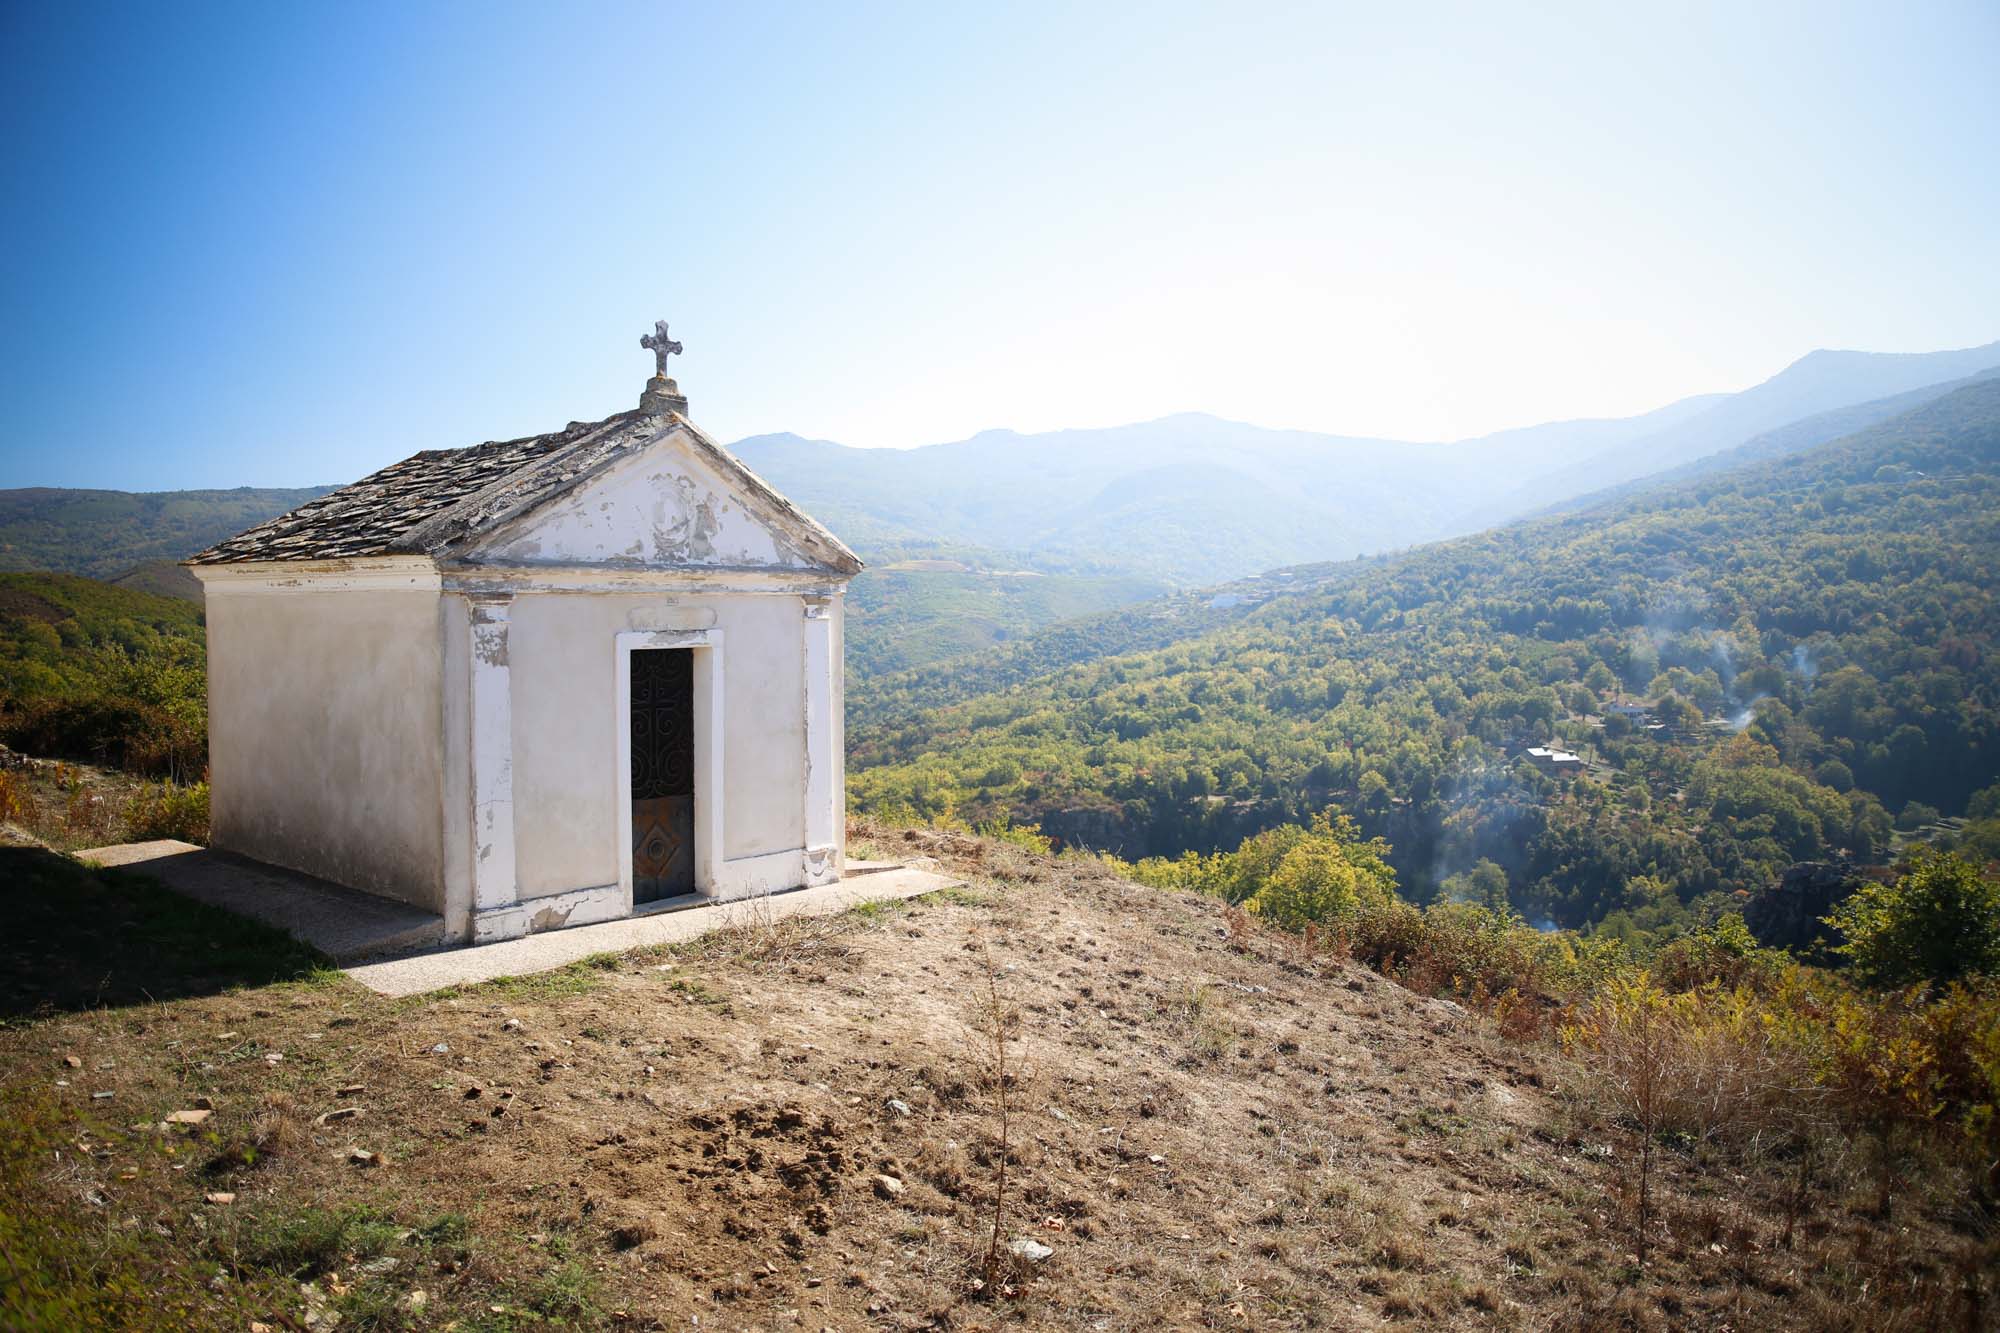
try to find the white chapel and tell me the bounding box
[187,324,861,943]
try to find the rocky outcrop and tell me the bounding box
[1742,861,1866,961]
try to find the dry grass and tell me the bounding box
[0,820,1991,1330]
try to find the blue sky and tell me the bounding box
[2,1,1996,489]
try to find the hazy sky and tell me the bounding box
[3,1,1996,489]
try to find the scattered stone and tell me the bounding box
[872,1174,905,1199]
[400,1290,427,1314]
[429,1043,451,1055]
[300,1282,334,1329]
[502,1018,523,1031]
[1146,1153,1166,1165]
[192,1095,215,1111]
[91,1090,114,1100]
[885,1098,913,1118]
[62,1055,81,1069]
[204,1192,236,1206]
[1008,1237,1053,1262]
[263,1052,284,1065]
[164,1109,212,1126]
[336,1084,365,1097]
[356,1256,400,1276]
[315,1107,363,1125]
[216,1032,239,1041]
[463,1086,482,1100]
[348,1148,382,1167]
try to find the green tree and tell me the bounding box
[1442,858,1511,913]
[1827,851,2000,987]
[1244,811,1397,929]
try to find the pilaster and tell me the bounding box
[467,594,524,940]
[801,596,840,885]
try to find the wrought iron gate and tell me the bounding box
[630,648,695,902]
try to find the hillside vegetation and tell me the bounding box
[0,486,330,581]
[850,379,2000,938]
[847,548,1166,676]
[0,572,207,776]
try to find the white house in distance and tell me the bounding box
[187,325,861,944]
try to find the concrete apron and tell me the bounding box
[74,841,958,998]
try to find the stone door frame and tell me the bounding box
[614,628,725,909]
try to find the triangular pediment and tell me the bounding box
[446,419,860,574]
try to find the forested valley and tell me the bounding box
[850,378,2000,943]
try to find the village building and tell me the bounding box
[187,325,861,944]
[1522,745,1586,775]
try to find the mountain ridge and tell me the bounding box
[735,340,2000,584]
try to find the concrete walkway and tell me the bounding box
[345,866,956,996]
[77,841,447,961]
[75,840,959,997]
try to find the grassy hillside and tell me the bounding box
[850,379,2000,935]
[0,486,330,580]
[1,827,1990,1330]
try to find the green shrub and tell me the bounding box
[124,781,210,844]
[0,695,205,779]
[1827,850,2000,987]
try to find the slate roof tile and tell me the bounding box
[188,407,862,575]
[188,416,620,564]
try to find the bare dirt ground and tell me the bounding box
[1,825,1990,1331]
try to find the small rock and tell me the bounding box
[192,1095,215,1111]
[463,1086,483,1100]
[62,1055,81,1069]
[315,1107,363,1125]
[885,1098,913,1117]
[91,1090,114,1100]
[164,1109,212,1126]
[502,1018,523,1031]
[262,1053,284,1065]
[1146,1153,1166,1165]
[335,1084,365,1097]
[348,1148,382,1167]
[871,1174,905,1199]
[204,1192,236,1206]
[216,1032,239,1041]
[400,1291,427,1314]
[356,1256,400,1276]
[429,1043,450,1055]
[1008,1237,1053,1262]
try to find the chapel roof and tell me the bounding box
[188,407,862,574]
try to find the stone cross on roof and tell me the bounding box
[640,320,683,379]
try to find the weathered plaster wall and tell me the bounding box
[505,591,809,898]
[479,442,818,570]
[205,587,446,911]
